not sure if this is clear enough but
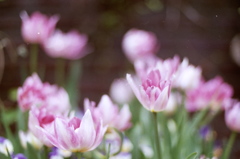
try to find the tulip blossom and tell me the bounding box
[28,106,57,146]
[11,154,27,159]
[186,76,233,112]
[134,55,180,82]
[43,30,88,60]
[122,29,159,62]
[173,58,202,91]
[126,69,171,112]
[19,130,43,149]
[84,95,132,131]
[225,100,240,132]
[49,147,72,159]
[36,110,107,152]
[20,11,59,44]
[102,130,133,156]
[0,137,14,156]
[17,73,70,113]
[109,78,134,105]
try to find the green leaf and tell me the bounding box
[185,152,198,159]
[66,60,82,109]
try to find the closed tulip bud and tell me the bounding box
[20,11,59,44]
[122,29,159,62]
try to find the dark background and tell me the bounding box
[0,0,240,158]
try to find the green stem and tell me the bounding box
[106,144,111,159]
[76,152,82,159]
[30,44,38,74]
[55,58,65,87]
[152,112,161,159]
[222,131,237,159]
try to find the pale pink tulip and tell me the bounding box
[36,110,107,152]
[225,100,240,132]
[20,11,59,44]
[43,30,88,60]
[186,76,233,112]
[173,58,202,91]
[134,55,180,82]
[122,29,159,62]
[84,95,132,131]
[17,73,70,113]
[109,78,134,105]
[126,69,171,112]
[28,106,57,146]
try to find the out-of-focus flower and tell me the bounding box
[109,78,134,105]
[199,125,214,141]
[186,76,233,112]
[139,138,154,159]
[173,58,202,91]
[225,100,240,132]
[122,29,159,62]
[11,153,27,159]
[36,110,107,152]
[230,34,240,67]
[199,155,218,159]
[43,30,88,60]
[106,131,133,155]
[0,137,14,156]
[28,106,57,146]
[164,92,181,115]
[20,11,59,44]
[126,69,171,112]
[49,147,72,159]
[110,153,132,159]
[84,95,132,131]
[17,73,70,113]
[19,130,43,149]
[134,55,180,82]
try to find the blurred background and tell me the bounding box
[0,0,240,157]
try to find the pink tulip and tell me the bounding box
[186,76,233,112]
[134,55,180,82]
[36,109,107,152]
[126,69,171,112]
[225,100,240,132]
[20,11,59,44]
[28,106,57,146]
[17,73,70,113]
[84,95,132,131]
[43,30,88,60]
[122,29,159,62]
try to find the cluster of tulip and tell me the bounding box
[0,11,239,159]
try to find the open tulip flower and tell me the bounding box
[127,69,171,112]
[186,76,233,112]
[17,73,71,114]
[134,55,180,82]
[35,109,107,152]
[84,95,132,131]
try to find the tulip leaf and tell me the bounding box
[185,152,198,159]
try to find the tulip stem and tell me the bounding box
[30,44,38,74]
[76,152,82,159]
[152,112,161,159]
[222,131,237,159]
[55,58,65,87]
